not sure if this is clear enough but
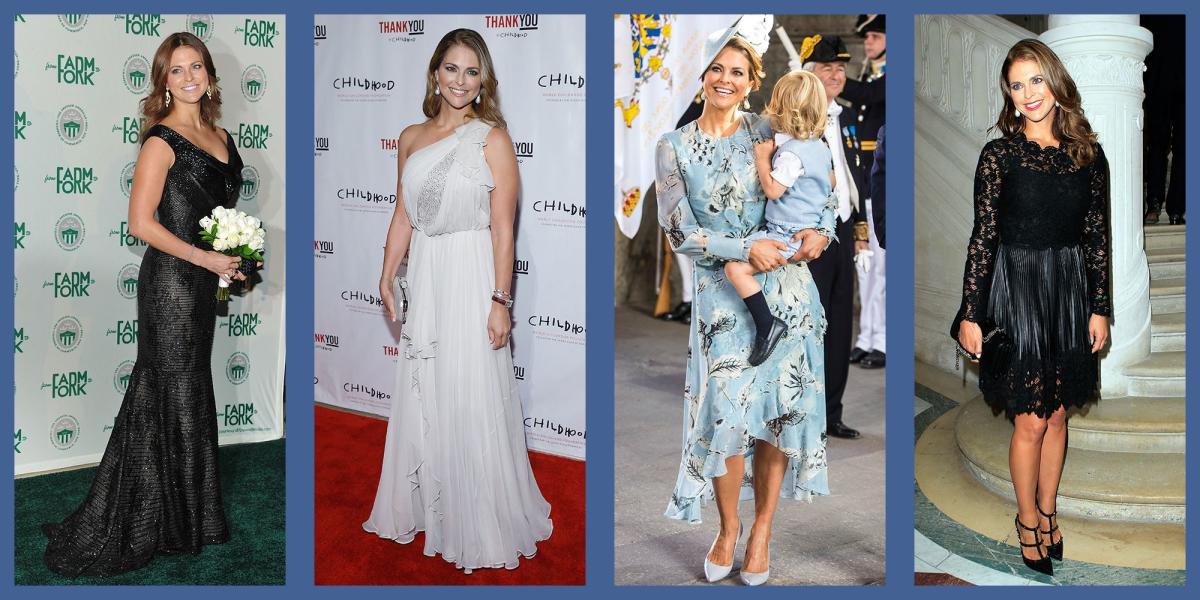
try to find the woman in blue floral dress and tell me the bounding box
[655,26,833,586]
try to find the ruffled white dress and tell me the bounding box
[363,119,552,572]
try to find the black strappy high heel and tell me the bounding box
[1037,503,1063,561]
[1015,515,1053,575]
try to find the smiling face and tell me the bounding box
[863,31,886,61]
[1007,58,1057,124]
[810,61,846,102]
[702,46,753,111]
[434,43,482,109]
[164,46,209,106]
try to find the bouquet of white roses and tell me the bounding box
[198,206,265,300]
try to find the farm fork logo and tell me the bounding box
[106,320,138,345]
[114,115,145,144]
[236,18,279,48]
[14,111,31,140]
[115,14,164,37]
[15,221,30,249]
[47,54,99,86]
[43,373,91,399]
[235,123,272,149]
[44,271,93,298]
[222,403,257,427]
[46,166,97,194]
[221,313,260,337]
[111,221,147,248]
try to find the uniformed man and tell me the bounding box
[844,14,887,370]
[800,34,871,439]
[843,14,885,175]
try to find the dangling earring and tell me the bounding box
[165,89,171,108]
[207,86,213,100]
[743,96,751,110]
[1014,108,1020,118]
[475,92,481,105]
[434,85,440,96]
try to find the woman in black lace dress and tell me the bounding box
[954,39,1110,576]
[42,32,248,578]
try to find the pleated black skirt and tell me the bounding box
[981,242,1099,418]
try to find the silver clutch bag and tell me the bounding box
[392,275,409,324]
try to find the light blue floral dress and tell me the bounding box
[656,113,833,523]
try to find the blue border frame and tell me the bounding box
[1,0,1196,596]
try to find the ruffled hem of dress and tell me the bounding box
[664,462,830,524]
[363,509,553,572]
[453,121,495,192]
[665,422,830,525]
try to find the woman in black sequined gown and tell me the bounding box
[42,32,247,578]
[955,40,1110,576]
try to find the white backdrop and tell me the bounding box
[13,14,287,476]
[313,14,586,460]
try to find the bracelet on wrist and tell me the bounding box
[491,290,513,309]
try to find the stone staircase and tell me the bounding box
[957,223,1187,523]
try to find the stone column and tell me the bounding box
[1042,15,1153,397]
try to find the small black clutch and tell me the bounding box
[950,313,1013,385]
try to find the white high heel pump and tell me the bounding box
[703,523,742,582]
[739,543,770,586]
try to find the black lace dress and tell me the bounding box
[42,124,243,577]
[958,133,1110,418]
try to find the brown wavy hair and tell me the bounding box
[423,29,506,128]
[763,70,826,139]
[139,32,222,141]
[993,38,1097,167]
[701,36,766,92]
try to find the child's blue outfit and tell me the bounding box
[751,132,837,257]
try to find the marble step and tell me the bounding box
[1149,277,1185,314]
[1124,351,1186,397]
[1146,245,1186,280]
[1144,224,1185,251]
[1068,396,1186,453]
[955,397,1185,522]
[1151,312,1185,352]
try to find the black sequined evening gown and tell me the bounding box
[957,133,1111,419]
[43,124,244,577]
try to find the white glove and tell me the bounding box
[854,249,875,274]
[788,58,803,73]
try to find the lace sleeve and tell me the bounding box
[1083,145,1111,316]
[655,136,751,262]
[960,141,1004,322]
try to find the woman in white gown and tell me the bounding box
[363,28,553,573]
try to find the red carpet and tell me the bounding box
[314,405,586,585]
